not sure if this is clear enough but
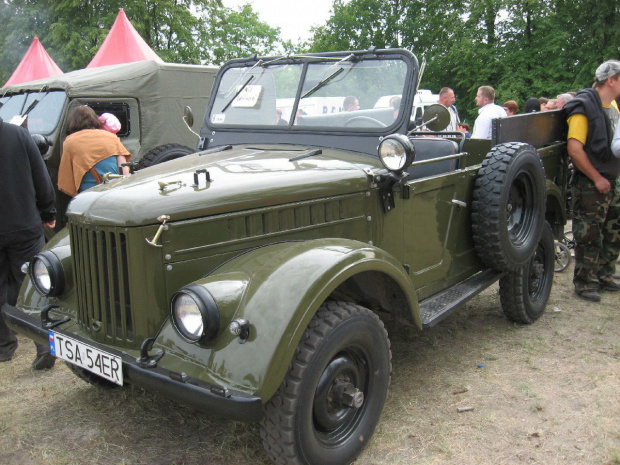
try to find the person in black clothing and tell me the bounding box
[0,116,57,369]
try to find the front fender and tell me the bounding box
[155,239,417,402]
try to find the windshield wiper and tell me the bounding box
[221,75,255,113]
[300,53,356,99]
[301,68,344,99]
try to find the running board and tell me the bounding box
[420,268,505,327]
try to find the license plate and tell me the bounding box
[49,331,123,386]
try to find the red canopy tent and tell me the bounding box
[87,9,163,69]
[3,36,63,87]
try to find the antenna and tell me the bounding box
[417,57,426,91]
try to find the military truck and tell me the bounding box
[0,60,218,228]
[3,48,568,465]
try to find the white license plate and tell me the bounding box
[49,331,123,386]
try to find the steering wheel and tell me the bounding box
[343,116,386,128]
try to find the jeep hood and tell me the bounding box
[66,145,378,226]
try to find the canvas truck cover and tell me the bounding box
[1,61,218,157]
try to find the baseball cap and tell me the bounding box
[595,60,620,81]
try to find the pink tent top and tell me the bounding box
[87,9,163,69]
[3,36,63,87]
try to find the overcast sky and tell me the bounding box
[221,0,334,43]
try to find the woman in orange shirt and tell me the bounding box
[58,105,131,196]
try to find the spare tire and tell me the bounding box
[136,143,194,170]
[472,142,546,271]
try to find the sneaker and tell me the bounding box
[32,353,56,370]
[599,278,620,292]
[576,289,601,302]
[0,351,15,362]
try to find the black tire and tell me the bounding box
[499,221,554,324]
[472,142,546,271]
[261,301,392,465]
[136,143,194,170]
[554,240,571,272]
[65,362,121,389]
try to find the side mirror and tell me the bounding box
[183,106,200,138]
[420,104,451,131]
[183,106,194,128]
[32,134,52,160]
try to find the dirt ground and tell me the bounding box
[1,260,619,465]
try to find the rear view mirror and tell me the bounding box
[421,104,450,131]
[184,106,194,128]
[183,106,200,139]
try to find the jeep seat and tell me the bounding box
[407,137,460,180]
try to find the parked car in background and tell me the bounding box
[0,61,218,229]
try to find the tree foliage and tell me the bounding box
[2,0,619,122]
[308,0,620,121]
[0,0,283,84]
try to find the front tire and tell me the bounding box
[500,222,555,324]
[261,301,391,465]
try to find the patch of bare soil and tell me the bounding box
[1,262,619,465]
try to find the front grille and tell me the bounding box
[70,223,134,341]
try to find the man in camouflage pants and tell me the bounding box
[564,61,620,302]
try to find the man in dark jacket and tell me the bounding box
[0,116,57,368]
[564,60,620,302]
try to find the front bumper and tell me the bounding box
[1,303,263,422]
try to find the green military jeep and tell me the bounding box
[3,48,568,465]
[0,60,217,228]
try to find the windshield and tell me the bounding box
[208,56,409,131]
[0,91,67,135]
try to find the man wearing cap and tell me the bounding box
[563,60,620,302]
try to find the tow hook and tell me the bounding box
[41,305,70,329]
[136,337,165,368]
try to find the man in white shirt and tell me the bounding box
[471,86,507,138]
[437,87,460,131]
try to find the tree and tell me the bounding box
[202,3,282,64]
[0,0,282,85]
[307,0,620,121]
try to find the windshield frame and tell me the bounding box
[204,49,418,138]
[0,90,67,135]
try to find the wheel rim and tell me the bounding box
[528,240,549,300]
[313,350,369,446]
[507,171,535,246]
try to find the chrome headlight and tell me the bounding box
[171,284,220,343]
[378,134,415,173]
[30,251,65,297]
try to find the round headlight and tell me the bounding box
[378,134,415,172]
[30,252,65,297]
[171,285,220,343]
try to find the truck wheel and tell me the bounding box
[499,221,554,324]
[261,301,391,465]
[472,142,546,271]
[65,362,120,389]
[136,143,194,170]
